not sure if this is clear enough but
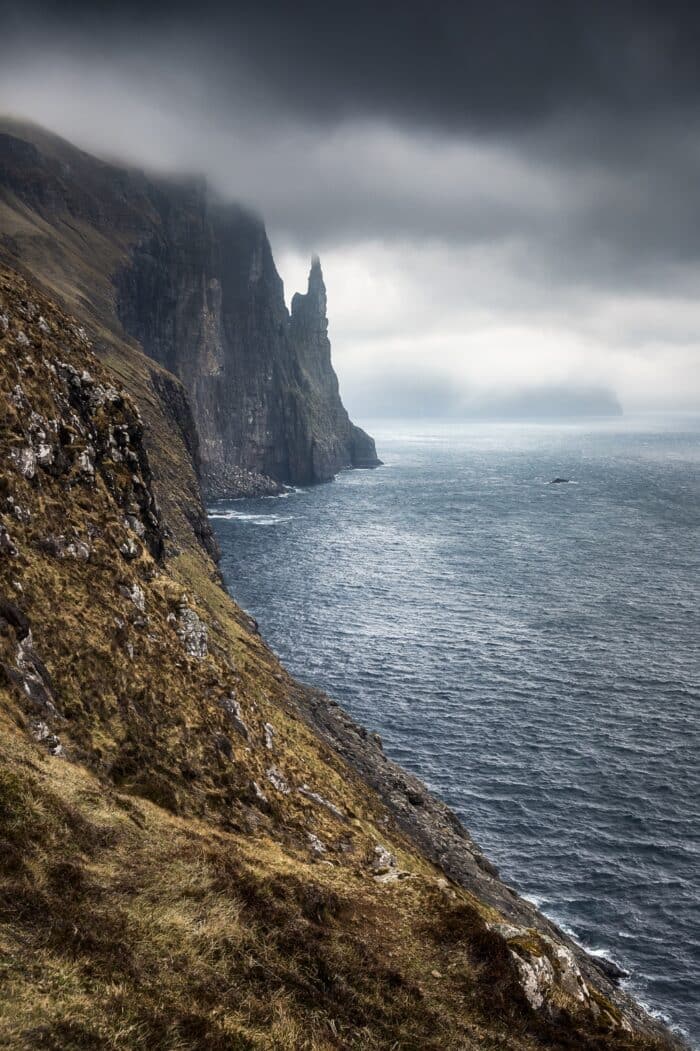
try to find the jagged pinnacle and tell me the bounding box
[302,254,326,318]
[308,253,324,293]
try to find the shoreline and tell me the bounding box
[208,492,690,1048]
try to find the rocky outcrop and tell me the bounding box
[202,463,284,500]
[148,369,219,559]
[289,256,381,478]
[0,297,165,565]
[0,120,380,499]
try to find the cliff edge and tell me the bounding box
[0,118,380,499]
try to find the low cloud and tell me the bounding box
[1,2,699,413]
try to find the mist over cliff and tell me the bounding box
[0,119,379,497]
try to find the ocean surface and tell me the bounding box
[210,417,700,1046]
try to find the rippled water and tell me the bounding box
[211,417,700,1045]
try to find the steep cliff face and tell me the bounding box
[114,201,380,493]
[0,119,379,497]
[0,263,682,1051]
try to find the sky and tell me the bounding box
[1,0,700,417]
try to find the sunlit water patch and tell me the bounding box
[211,416,700,1046]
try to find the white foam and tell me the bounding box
[208,510,294,525]
[262,486,308,500]
[522,892,545,908]
[627,995,692,1044]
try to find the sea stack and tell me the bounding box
[289,254,381,477]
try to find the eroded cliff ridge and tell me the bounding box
[0,118,379,497]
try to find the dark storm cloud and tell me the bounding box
[7,0,700,130]
[1,0,699,410]
[5,0,700,274]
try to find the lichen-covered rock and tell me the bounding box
[266,765,290,794]
[124,513,146,538]
[173,601,208,659]
[220,694,249,740]
[308,833,326,856]
[0,525,18,556]
[1,606,59,716]
[9,446,37,479]
[299,784,344,820]
[371,844,397,876]
[120,538,140,561]
[37,535,91,561]
[31,719,64,757]
[369,843,412,883]
[66,538,91,561]
[490,923,601,1021]
[6,498,31,523]
[119,582,145,612]
[513,951,556,1010]
[76,445,95,479]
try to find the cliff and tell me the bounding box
[0,263,682,1051]
[0,118,380,497]
[0,117,685,1048]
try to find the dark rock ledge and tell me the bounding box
[202,463,285,500]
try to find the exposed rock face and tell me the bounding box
[148,369,220,559]
[289,256,380,478]
[115,212,380,492]
[0,121,380,498]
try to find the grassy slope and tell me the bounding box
[0,264,679,1051]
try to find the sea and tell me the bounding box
[209,416,700,1046]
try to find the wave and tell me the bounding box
[522,898,627,965]
[262,486,309,500]
[518,895,693,1042]
[627,995,693,1046]
[208,510,294,525]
